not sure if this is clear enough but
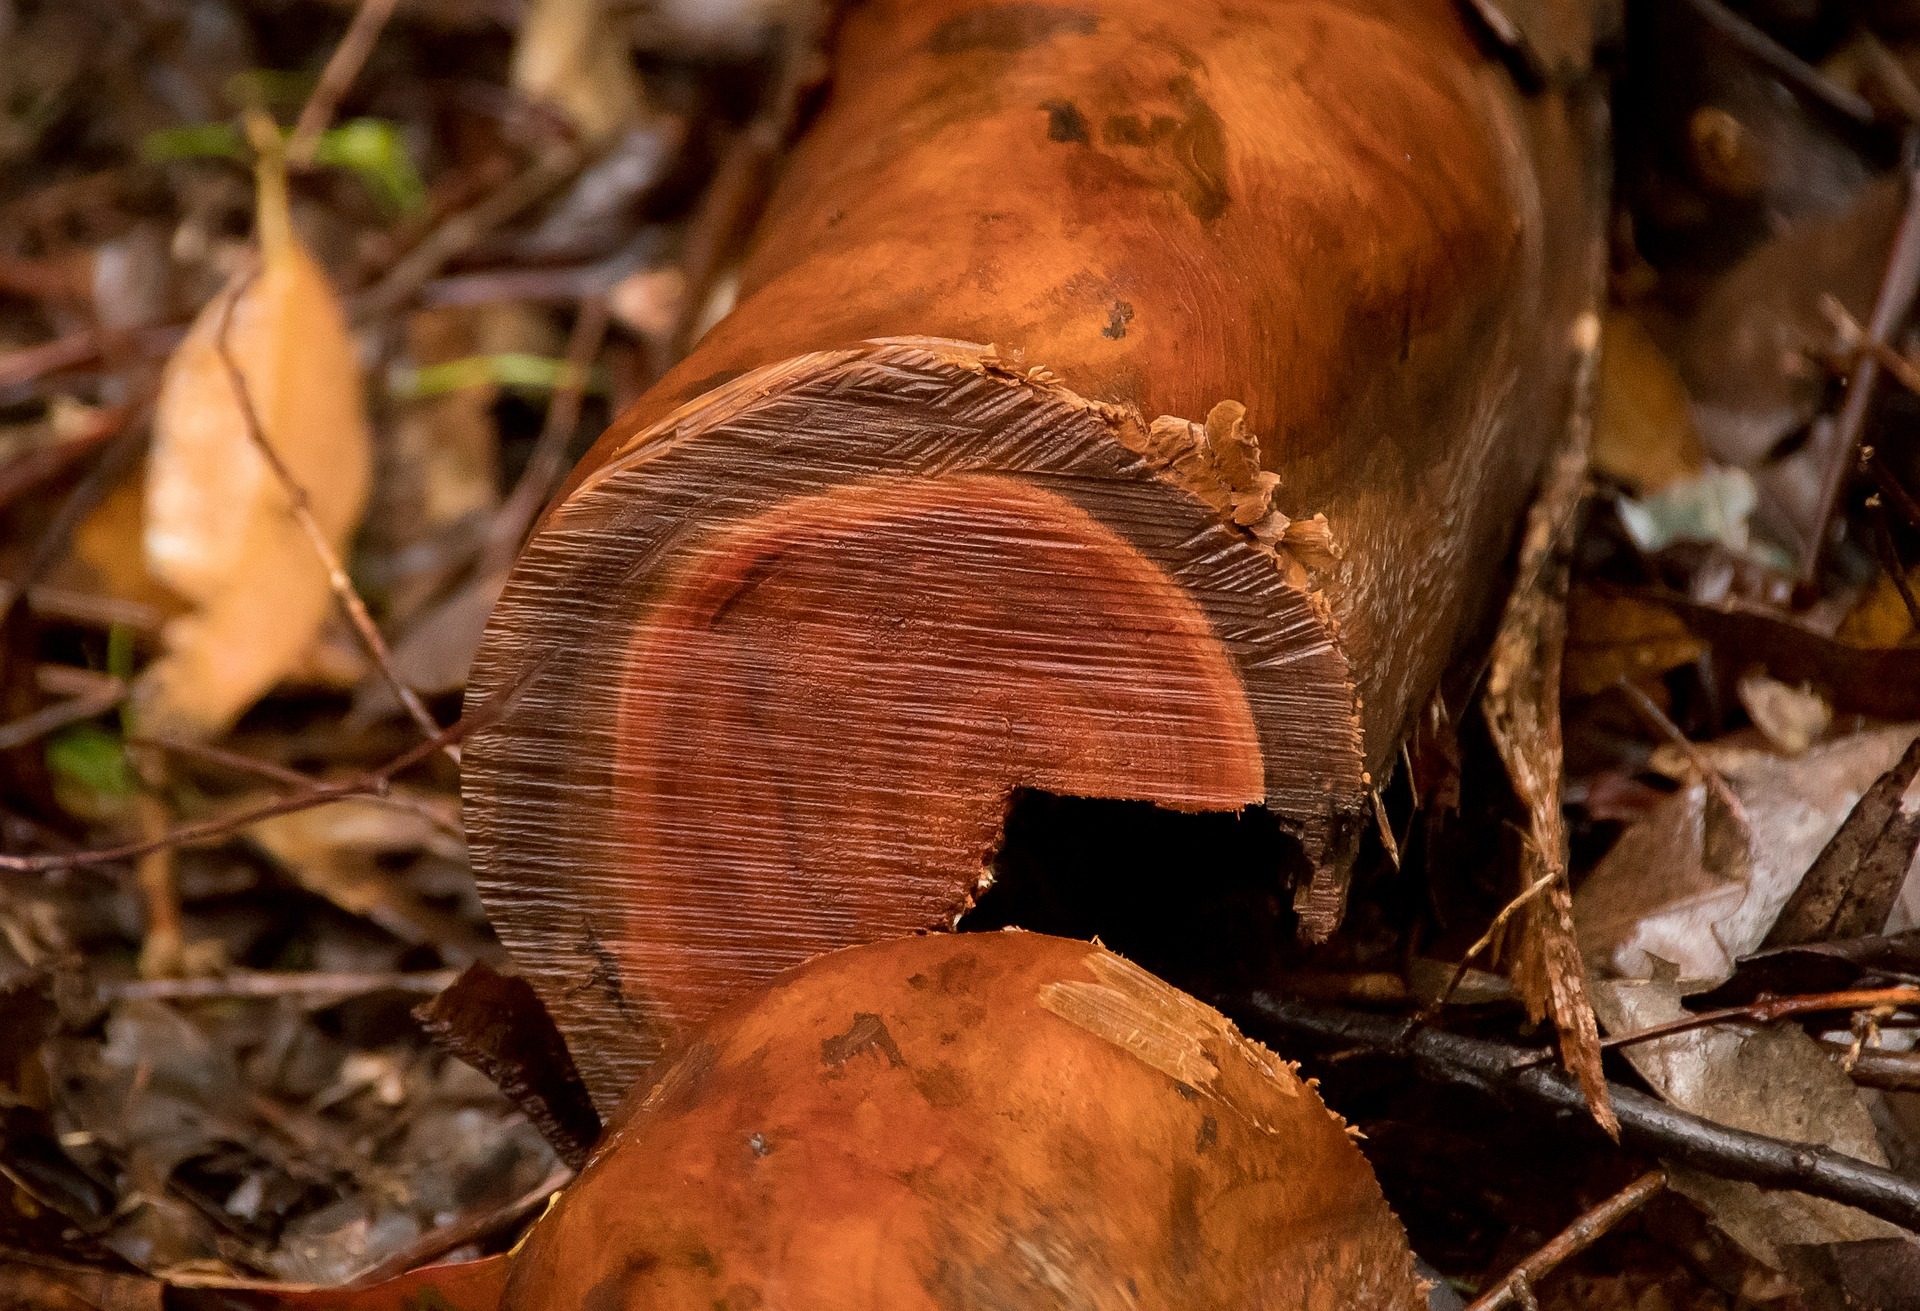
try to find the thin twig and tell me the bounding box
[0,680,126,751]
[1600,986,1920,1053]
[1464,1171,1668,1311]
[0,327,110,389]
[128,731,463,840]
[287,0,403,164]
[1796,150,1920,580]
[211,283,455,761]
[1828,297,1920,395]
[103,968,458,1002]
[1869,452,1920,527]
[1420,868,1560,1022]
[0,583,162,633]
[1821,298,1920,530]
[1237,995,1920,1233]
[349,1164,571,1284]
[355,144,587,322]
[132,778,185,977]
[0,408,152,632]
[1677,0,1876,126]
[0,701,485,874]
[1821,1037,1920,1092]
[1614,676,1746,823]
[1871,502,1920,628]
[483,297,610,570]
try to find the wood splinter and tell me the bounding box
[465,0,1606,1107]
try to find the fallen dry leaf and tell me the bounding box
[1578,724,1920,983]
[1836,568,1920,648]
[1736,672,1832,756]
[242,793,491,961]
[1566,586,1708,697]
[1592,975,1904,1268]
[139,142,371,738]
[1626,588,1920,720]
[413,962,601,1168]
[1766,733,1920,947]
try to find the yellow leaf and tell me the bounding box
[1565,587,1708,698]
[512,0,644,141]
[139,145,371,738]
[1836,569,1919,649]
[1593,311,1707,494]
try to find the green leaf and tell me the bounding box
[224,68,315,114]
[107,623,137,736]
[142,115,426,219]
[46,724,134,800]
[393,352,607,400]
[141,123,246,163]
[313,118,428,217]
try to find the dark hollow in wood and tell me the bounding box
[464,0,1606,1107]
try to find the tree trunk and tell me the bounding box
[465,0,1607,1108]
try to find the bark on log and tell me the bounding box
[502,932,1427,1310]
[465,0,1607,1107]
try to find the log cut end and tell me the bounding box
[501,932,1428,1311]
[465,340,1365,1108]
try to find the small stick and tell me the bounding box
[1614,677,1746,823]
[349,1164,572,1284]
[286,0,403,165]
[1238,995,1920,1233]
[355,144,586,321]
[1420,866,1558,1021]
[103,968,458,1002]
[484,296,611,569]
[1821,1037,1920,1092]
[1678,0,1876,126]
[133,786,186,977]
[0,584,161,632]
[1869,453,1920,528]
[1464,1170,1668,1311]
[0,407,152,632]
[1796,151,1920,580]
[211,282,455,761]
[129,731,463,840]
[1820,296,1920,530]
[0,699,486,874]
[0,681,126,751]
[1871,503,1920,628]
[1600,985,1920,1053]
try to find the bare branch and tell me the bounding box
[210,282,454,760]
[1600,986,1920,1053]
[1236,994,1920,1234]
[0,702,485,875]
[1465,1170,1667,1311]
[287,0,403,164]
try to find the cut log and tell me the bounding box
[501,932,1428,1311]
[465,0,1607,1106]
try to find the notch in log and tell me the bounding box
[464,0,1607,1108]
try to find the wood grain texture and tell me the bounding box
[465,0,1606,1106]
[501,932,1428,1311]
